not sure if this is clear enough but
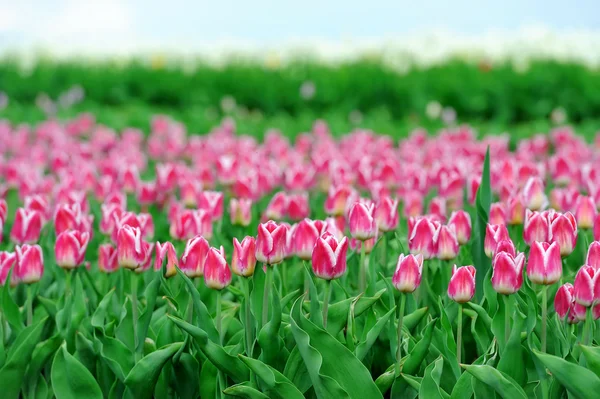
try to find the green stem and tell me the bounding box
[216,290,226,397]
[322,280,331,328]
[359,243,366,293]
[65,269,72,296]
[26,284,34,326]
[243,278,253,357]
[541,285,548,353]
[457,303,463,364]
[382,233,388,271]
[262,265,270,327]
[282,262,288,296]
[186,295,193,323]
[504,295,511,345]
[131,272,140,362]
[303,260,309,295]
[395,293,406,376]
[584,306,593,346]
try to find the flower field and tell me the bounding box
[2,62,600,399]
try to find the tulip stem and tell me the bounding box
[541,285,548,353]
[243,278,253,357]
[26,285,34,326]
[216,290,223,344]
[395,293,406,377]
[382,233,388,271]
[322,280,331,328]
[359,244,367,293]
[262,265,270,327]
[504,295,511,345]
[584,306,593,346]
[303,260,309,296]
[457,303,463,364]
[282,262,288,296]
[131,272,140,362]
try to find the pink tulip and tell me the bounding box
[10,208,42,245]
[448,210,471,245]
[575,196,596,230]
[155,241,179,277]
[523,209,549,245]
[506,195,525,225]
[199,191,224,222]
[179,236,210,277]
[435,225,459,260]
[573,265,599,307]
[232,237,257,277]
[595,214,600,242]
[312,233,348,280]
[98,244,119,273]
[24,194,50,223]
[287,193,310,221]
[402,191,424,218]
[527,241,562,285]
[494,239,516,257]
[484,224,510,258]
[204,247,232,290]
[0,251,17,286]
[117,226,151,270]
[374,197,399,232]
[348,202,377,241]
[408,217,438,259]
[555,283,575,320]
[137,181,157,206]
[392,254,423,293]
[179,181,201,208]
[15,244,44,284]
[522,176,548,211]
[55,230,90,269]
[293,219,325,260]
[100,204,123,236]
[256,221,288,265]
[54,204,93,236]
[548,211,577,257]
[491,252,525,294]
[448,265,476,303]
[428,197,447,222]
[0,199,7,225]
[587,241,600,269]
[230,198,252,227]
[264,192,288,221]
[350,236,377,254]
[489,203,507,225]
[324,185,355,216]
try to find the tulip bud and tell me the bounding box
[409,217,438,259]
[402,191,424,218]
[117,226,150,270]
[137,181,157,206]
[392,253,423,293]
[489,203,507,226]
[230,198,252,227]
[0,251,17,286]
[232,237,257,277]
[448,265,476,303]
[522,176,548,211]
[494,239,516,257]
[155,242,179,278]
[55,230,90,269]
[492,252,525,294]
[484,224,510,258]
[265,192,288,221]
[15,244,44,284]
[506,195,525,225]
[293,219,324,260]
[555,283,574,320]
[179,236,210,277]
[204,247,232,290]
[348,202,377,241]
[24,194,50,223]
[256,221,288,265]
[428,197,447,222]
[10,208,42,245]
[350,235,377,254]
[287,193,310,221]
[100,204,123,236]
[573,265,599,307]
[595,214,600,242]
[548,211,577,257]
[523,209,549,245]
[374,197,399,232]
[575,196,596,230]
[587,241,600,269]
[448,210,471,245]
[98,244,119,273]
[324,185,355,216]
[527,241,562,285]
[435,225,459,260]
[0,199,7,225]
[312,233,348,280]
[199,191,224,222]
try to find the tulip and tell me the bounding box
[199,191,224,222]
[522,176,548,211]
[392,254,423,293]
[484,224,510,258]
[204,247,232,290]
[264,192,288,220]
[428,197,447,222]
[54,204,94,237]
[575,196,596,230]
[312,233,349,280]
[138,213,155,241]
[548,211,577,257]
[402,191,424,218]
[494,239,516,257]
[0,199,7,224]
[350,236,377,254]
[15,244,44,284]
[10,208,42,245]
[24,194,50,223]
[255,221,288,265]
[287,193,310,221]
[489,203,507,225]
[435,225,459,260]
[179,181,201,208]
[137,181,157,206]
[100,204,123,236]
[232,237,257,277]
[374,197,399,232]
[0,251,17,286]
[324,185,355,216]
[55,230,90,269]
[169,209,196,241]
[555,283,575,320]
[491,252,525,294]
[448,265,476,303]
[283,222,296,259]
[98,244,119,273]
[408,217,438,259]
[117,226,151,270]
[348,202,376,241]
[230,198,252,227]
[595,214,600,242]
[527,241,562,285]
[587,241,600,269]
[179,236,210,278]
[324,217,344,241]
[448,210,471,245]
[506,195,525,225]
[573,265,599,307]
[155,242,179,278]
[523,209,549,245]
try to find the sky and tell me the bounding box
[1,0,599,55]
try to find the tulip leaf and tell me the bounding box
[172,353,200,399]
[2,272,23,334]
[283,346,312,394]
[289,297,382,399]
[239,355,305,399]
[355,307,395,361]
[304,264,323,328]
[533,350,600,399]
[0,317,47,399]
[374,365,395,395]
[75,332,97,374]
[23,334,62,397]
[463,364,527,399]
[91,288,115,330]
[580,345,600,379]
[123,342,183,399]
[51,345,103,399]
[471,146,491,301]
[327,289,385,334]
[167,315,249,383]
[420,356,448,399]
[223,384,270,399]
[257,285,283,366]
[199,358,218,399]
[137,274,161,355]
[95,330,134,382]
[251,263,267,333]
[497,311,526,386]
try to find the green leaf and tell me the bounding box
[257,285,282,366]
[581,345,600,379]
[420,357,448,399]
[306,265,323,328]
[471,146,491,301]
[283,346,312,394]
[75,332,97,374]
[289,297,383,399]
[91,288,115,330]
[172,353,199,399]
[167,315,249,383]
[463,364,527,399]
[355,307,395,361]
[138,274,161,354]
[24,334,62,397]
[327,289,385,335]
[533,350,600,399]
[374,365,395,395]
[497,311,526,386]
[239,355,304,399]
[37,296,58,318]
[123,342,183,399]
[2,273,23,334]
[199,358,218,399]
[95,331,134,382]
[223,384,270,399]
[0,317,47,399]
[51,345,103,399]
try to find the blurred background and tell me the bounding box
[1,0,599,138]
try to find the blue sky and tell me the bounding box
[0,0,598,53]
